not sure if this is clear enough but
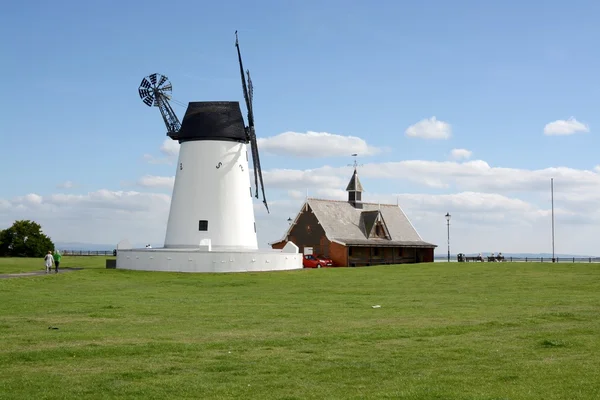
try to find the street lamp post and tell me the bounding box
[445,212,451,262]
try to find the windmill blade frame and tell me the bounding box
[235,31,269,213]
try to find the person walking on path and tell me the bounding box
[44,251,54,273]
[53,250,62,273]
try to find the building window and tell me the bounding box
[398,247,403,257]
[306,225,312,234]
[373,247,380,256]
[348,247,353,256]
[199,220,208,231]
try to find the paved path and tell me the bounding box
[0,267,84,279]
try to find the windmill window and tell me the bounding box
[199,220,208,231]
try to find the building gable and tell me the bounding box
[287,203,324,241]
[370,216,391,240]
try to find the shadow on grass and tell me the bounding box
[0,267,84,279]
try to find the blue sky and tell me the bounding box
[1,0,600,254]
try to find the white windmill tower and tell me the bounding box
[116,32,301,273]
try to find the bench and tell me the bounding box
[457,254,483,262]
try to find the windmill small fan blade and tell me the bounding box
[143,96,154,106]
[140,78,151,89]
[138,88,151,99]
[158,74,167,87]
[149,73,157,85]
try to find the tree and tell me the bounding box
[0,220,55,258]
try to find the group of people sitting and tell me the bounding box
[458,252,505,262]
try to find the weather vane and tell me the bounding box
[348,154,363,169]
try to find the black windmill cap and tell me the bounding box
[173,101,248,143]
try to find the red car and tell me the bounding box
[303,254,334,268]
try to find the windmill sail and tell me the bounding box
[235,31,269,213]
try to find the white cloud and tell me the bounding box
[137,175,175,189]
[543,117,590,136]
[405,117,452,139]
[257,131,384,157]
[57,181,75,189]
[13,193,44,207]
[450,148,472,160]
[143,139,180,164]
[258,160,600,208]
[142,154,173,165]
[160,139,180,156]
[262,168,346,190]
[0,190,171,246]
[287,190,305,200]
[334,160,600,195]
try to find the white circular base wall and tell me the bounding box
[116,247,302,273]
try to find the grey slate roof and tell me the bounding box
[333,239,436,247]
[345,169,364,192]
[306,198,437,248]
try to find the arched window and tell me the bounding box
[375,223,384,237]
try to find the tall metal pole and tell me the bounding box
[447,218,450,262]
[551,178,555,261]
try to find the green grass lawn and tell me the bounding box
[0,255,108,274]
[1,259,599,399]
